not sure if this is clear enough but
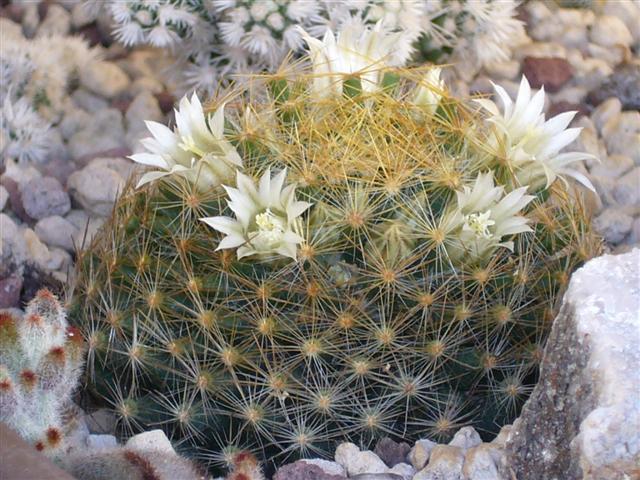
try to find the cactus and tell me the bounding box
[225,451,265,480]
[0,289,84,457]
[63,447,207,480]
[71,30,601,474]
[89,0,524,94]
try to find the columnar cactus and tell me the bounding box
[0,289,84,457]
[71,25,601,474]
[63,448,206,480]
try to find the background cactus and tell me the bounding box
[0,289,84,457]
[85,0,525,94]
[70,65,601,475]
[63,447,207,480]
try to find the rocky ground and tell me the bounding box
[0,2,639,480]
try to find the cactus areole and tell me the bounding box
[71,57,600,473]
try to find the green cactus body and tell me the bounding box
[70,68,601,473]
[0,290,84,457]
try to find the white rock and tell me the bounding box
[590,15,633,48]
[300,459,346,476]
[71,2,97,29]
[1,159,42,186]
[483,60,520,81]
[0,213,27,275]
[593,209,634,245]
[125,91,163,151]
[68,109,126,160]
[22,3,39,38]
[67,164,125,217]
[130,76,165,96]
[557,8,594,27]
[125,429,175,454]
[591,97,622,134]
[80,61,130,99]
[550,86,587,105]
[573,58,613,90]
[449,427,482,452]
[589,175,617,209]
[71,89,109,113]
[462,444,507,480]
[492,425,512,447]
[526,1,552,23]
[570,122,605,162]
[529,20,564,42]
[602,111,640,164]
[60,108,91,141]
[335,442,388,476]
[469,76,494,95]
[408,439,437,470]
[559,26,588,49]
[66,210,105,247]
[36,4,71,37]
[46,127,71,162]
[517,42,567,60]
[586,43,629,67]
[86,434,118,451]
[506,250,640,479]
[90,157,139,183]
[20,176,71,220]
[35,215,79,253]
[590,154,634,180]
[126,91,162,130]
[413,445,464,480]
[388,462,416,480]
[49,248,72,273]
[23,228,52,270]
[603,1,640,45]
[628,217,640,245]
[613,167,640,208]
[117,49,161,79]
[0,18,24,40]
[0,186,8,211]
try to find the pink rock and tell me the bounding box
[522,57,573,93]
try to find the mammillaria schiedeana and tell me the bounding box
[71,21,600,475]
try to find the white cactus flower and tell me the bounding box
[412,67,444,114]
[447,172,535,262]
[298,18,402,98]
[477,76,596,193]
[201,168,312,260]
[130,93,242,190]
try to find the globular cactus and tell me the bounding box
[71,26,601,475]
[63,447,207,480]
[0,289,84,457]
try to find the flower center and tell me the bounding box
[465,211,495,239]
[179,135,206,158]
[253,208,286,247]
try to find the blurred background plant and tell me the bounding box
[0,289,84,458]
[0,18,98,164]
[83,0,526,94]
